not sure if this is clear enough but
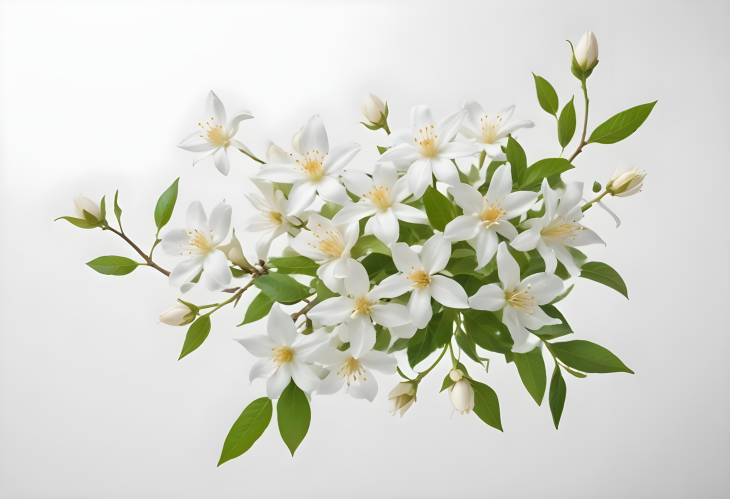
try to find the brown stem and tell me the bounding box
[103,225,170,276]
[291,299,318,321]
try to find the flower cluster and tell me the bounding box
[60,32,654,462]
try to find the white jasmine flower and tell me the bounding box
[388,382,417,416]
[376,234,468,329]
[460,102,534,158]
[511,180,604,275]
[236,305,322,398]
[380,106,478,198]
[450,379,475,415]
[312,344,396,401]
[308,262,413,354]
[290,214,362,292]
[257,116,360,214]
[161,201,233,291]
[335,163,427,245]
[574,31,599,71]
[469,243,563,353]
[178,91,254,175]
[444,164,538,268]
[244,179,299,259]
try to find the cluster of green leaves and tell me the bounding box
[218,380,311,465]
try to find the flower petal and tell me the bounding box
[469,283,506,311]
[371,210,399,245]
[186,201,208,233]
[324,143,360,174]
[391,203,427,224]
[511,227,540,252]
[370,302,410,327]
[290,362,321,393]
[361,350,397,373]
[475,229,499,268]
[266,365,292,399]
[408,288,432,329]
[237,335,276,357]
[496,242,520,289]
[308,297,354,326]
[213,147,230,175]
[345,260,370,297]
[486,164,512,202]
[407,159,432,199]
[411,105,435,130]
[431,157,460,185]
[348,316,376,357]
[161,228,190,255]
[208,202,232,244]
[257,165,302,183]
[391,243,422,273]
[178,130,213,152]
[444,215,480,242]
[347,371,378,401]
[207,90,227,124]
[316,176,349,205]
[267,304,297,345]
[300,115,329,155]
[437,109,465,145]
[287,181,318,214]
[169,258,203,288]
[201,250,232,291]
[450,183,483,214]
[420,234,451,274]
[503,191,539,219]
[248,358,275,381]
[371,274,411,299]
[429,275,468,308]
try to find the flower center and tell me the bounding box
[366,186,392,210]
[272,346,294,366]
[414,124,439,158]
[338,356,366,384]
[479,114,501,144]
[409,269,432,289]
[480,203,505,227]
[188,229,215,255]
[352,296,373,316]
[505,287,536,313]
[540,219,582,241]
[296,150,326,181]
[269,211,283,225]
[316,230,345,258]
[198,118,230,147]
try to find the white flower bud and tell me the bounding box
[607,168,646,197]
[74,196,100,220]
[220,231,252,269]
[449,368,464,382]
[574,31,599,71]
[388,382,417,416]
[361,93,386,124]
[159,303,195,326]
[449,380,475,415]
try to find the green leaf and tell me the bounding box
[533,73,559,116]
[238,292,274,326]
[462,310,512,354]
[455,330,481,364]
[533,305,572,339]
[351,234,390,258]
[557,97,576,148]
[312,277,336,301]
[580,261,628,298]
[432,310,456,348]
[521,158,574,190]
[56,216,99,229]
[179,315,211,360]
[373,326,391,351]
[407,326,437,368]
[269,256,317,276]
[548,340,634,374]
[154,177,179,230]
[549,366,567,428]
[588,101,657,144]
[513,348,547,405]
[113,190,123,228]
[472,381,503,431]
[86,255,139,275]
[254,273,311,304]
[98,196,107,222]
[218,398,272,465]
[277,381,311,455]
[423,186,456,231]
[505,136,527,183]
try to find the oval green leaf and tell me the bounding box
[218,398,272,466]
[549,366,567,429]
[513,348,547,405]
[238,292,274,326]
[154,177,179,230]
[179,315,211,360]
[588,101,657,144]
[521,158,574,190]
[423,186,456,231]
[254,273,311,304]
[472,381,503,431]
[532,73,559,116]
[269,256,318,276]
[580,261,628,298]
[557,97,576,148]
[548,340,634,374]
[86,255,139,275]
[277,381,311,456]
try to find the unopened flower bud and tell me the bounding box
[449,368,464,382]
[220,231,253,269]
[361,94,386,124]
[159,303,195,326]
[607,168,646,197]
[573,31,599,74]
[388,381,417,416]
[74,196,100,220]
[449,380,475,415]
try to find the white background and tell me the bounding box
[1,0,728,497]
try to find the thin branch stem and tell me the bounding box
[238,148,266,165]
[581,190,610,212]
[102,224,170,276]
[568,79,590,163]
[416,344,449,381]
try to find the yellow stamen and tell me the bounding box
[272,346,294,366]
[353,296,373,316]
[479,114,503,144]
[318,235,344,257]
[505,287,535,313]
[296,150,326,181]
[269,211,283,225]
[338,356,366,384]
[480,203,505,227]
[188,230,215,254]
[409,269,432,289]
[367,186,392,210]
[414,124,439,158]
[198,117,230,147]
[541,219,582,241]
